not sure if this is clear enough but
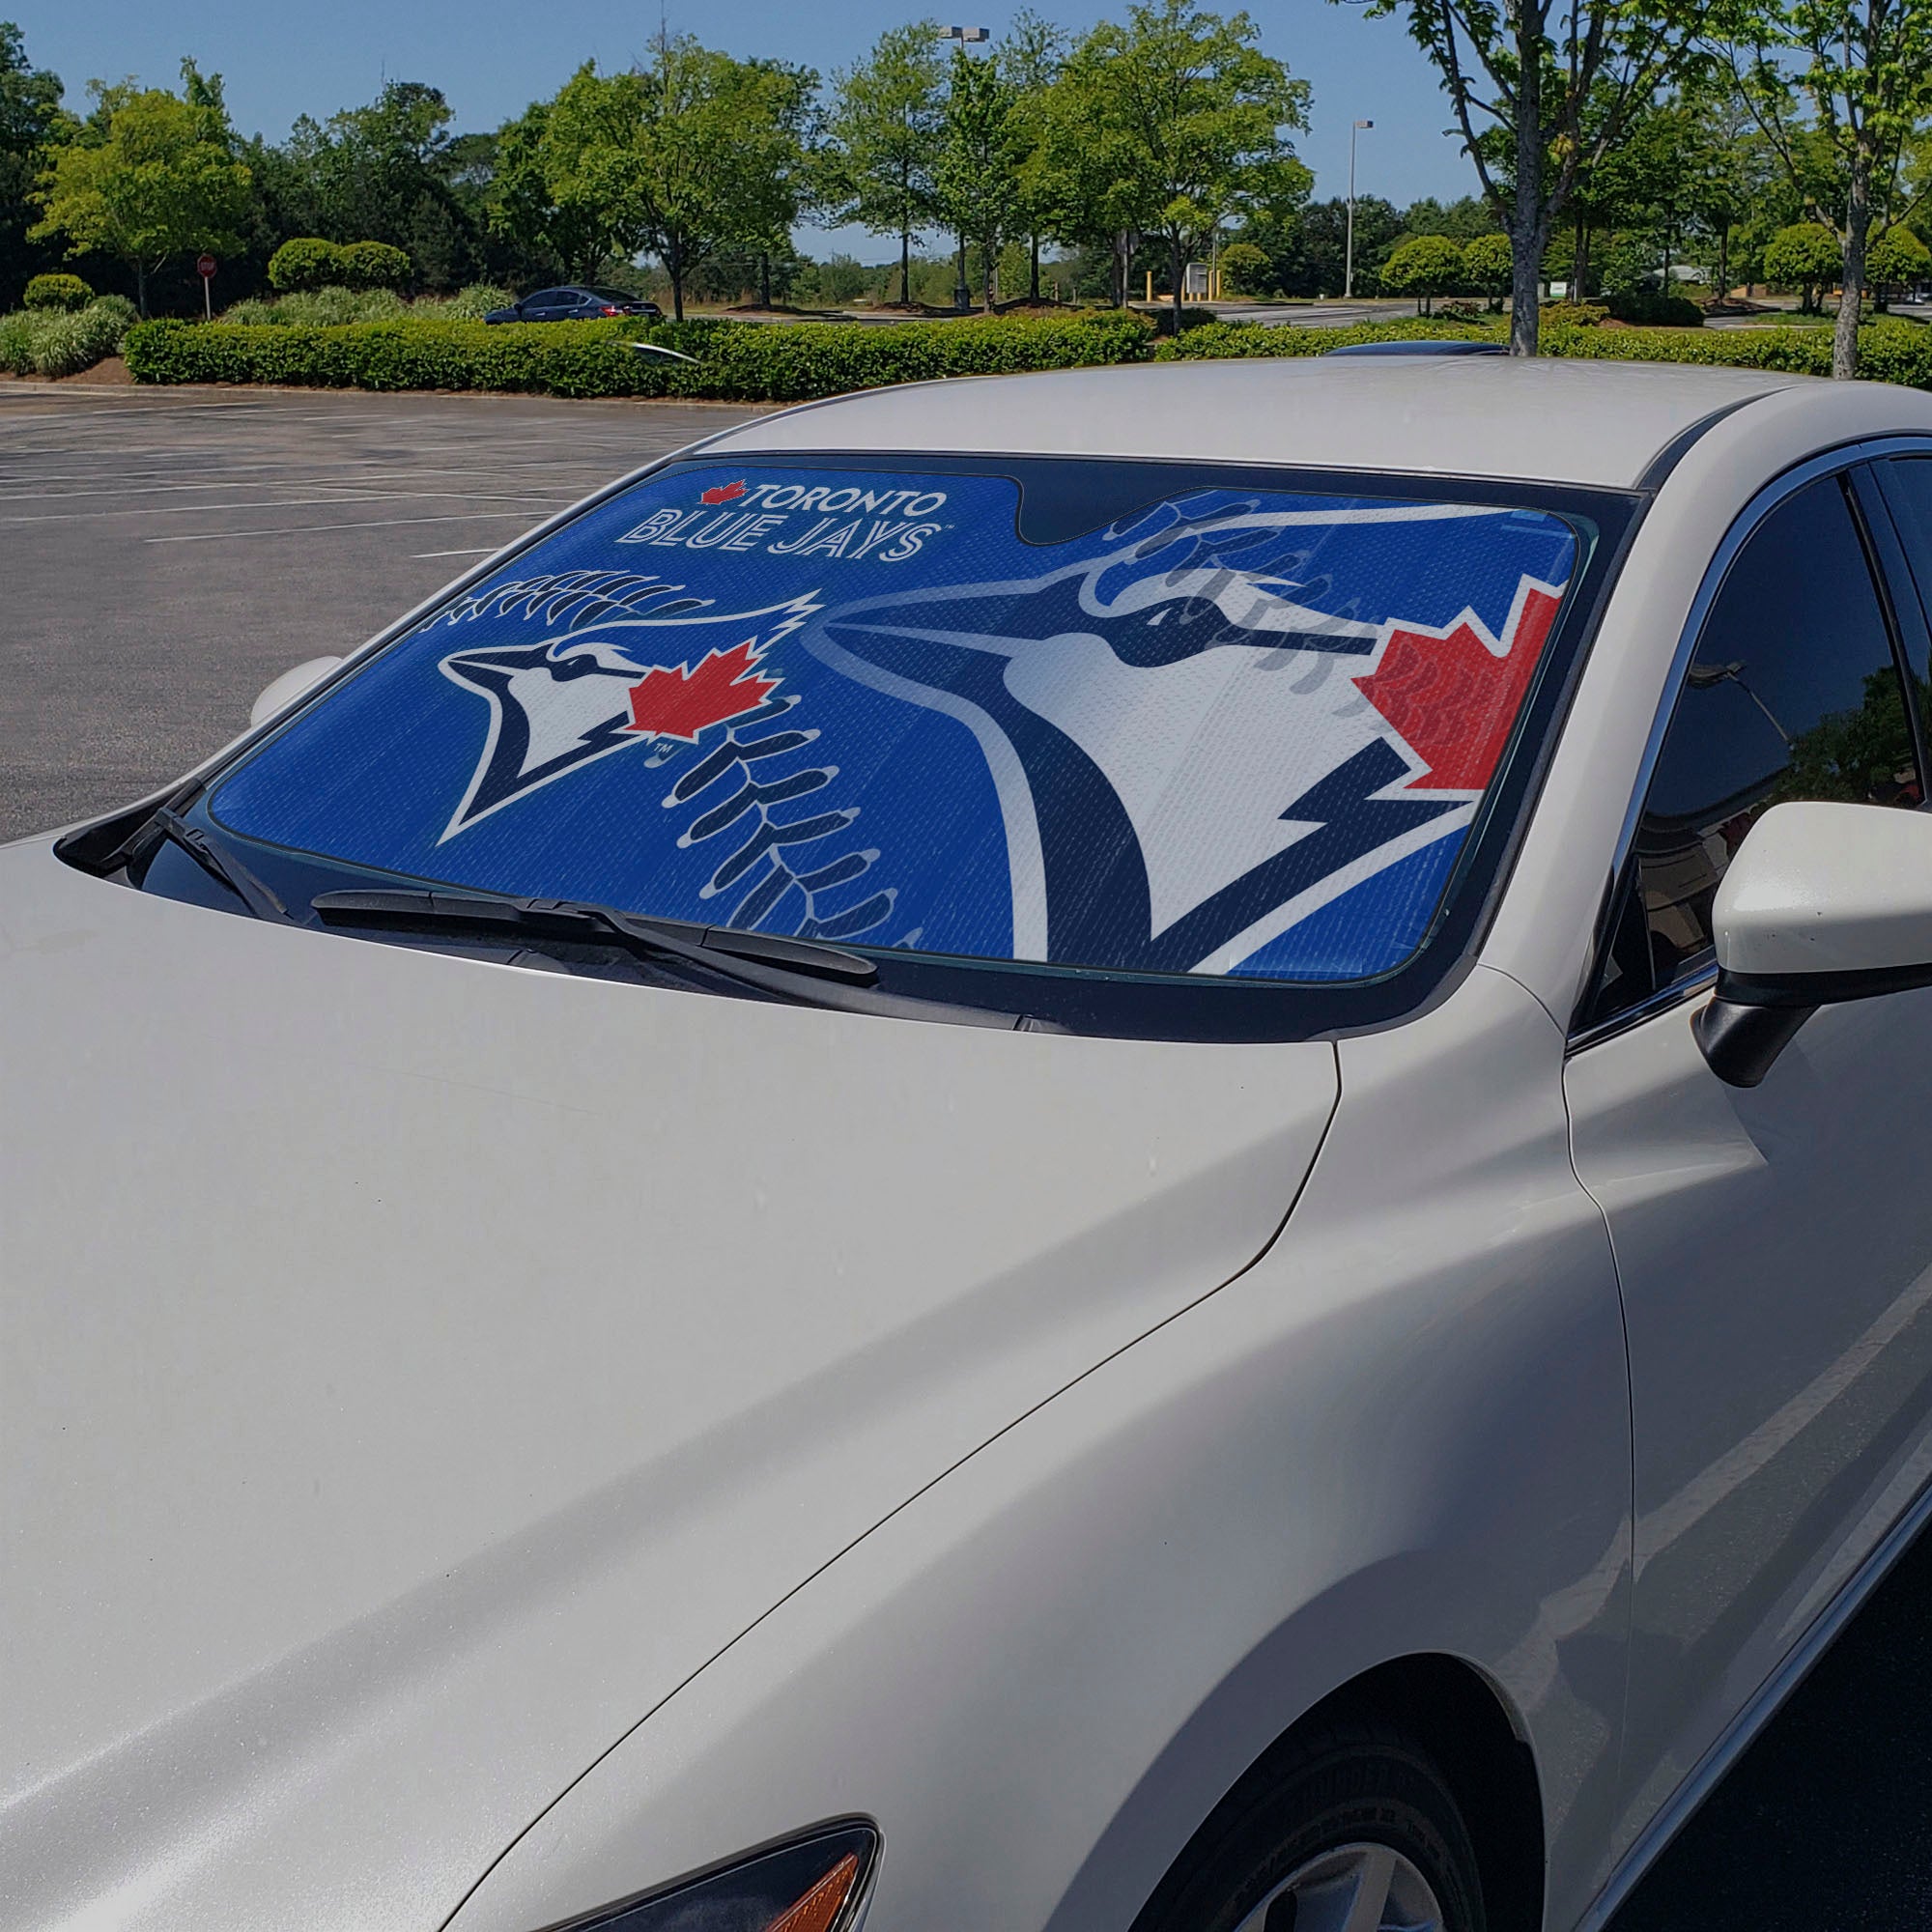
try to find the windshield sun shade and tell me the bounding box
[209,460,1582,986]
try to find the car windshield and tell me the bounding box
[203,456,1595,999]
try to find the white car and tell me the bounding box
[12,356,1932,1932]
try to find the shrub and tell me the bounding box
[437,283,517,320]
[1434,299,1488,323]
[1216,242,1270,298]
[1379,235,1469,314]
[337,241,413,291]
[1540,300,1608,328]
[1604,291,1704,327]
[268,238,344,293]
[23,272,92,312]
[0,296,138,377]
[122,307,1158,401]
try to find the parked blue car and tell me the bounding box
[484,285,664,324]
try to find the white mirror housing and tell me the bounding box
[1697,801,1932,1086]
[249,656,343,729]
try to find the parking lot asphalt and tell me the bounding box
[6,380,1932,1929]
[0,383,769,841]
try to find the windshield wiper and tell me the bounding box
[310,888,1042,1029]
[145,810,295,923]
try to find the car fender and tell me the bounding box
[449,966,1631,1932]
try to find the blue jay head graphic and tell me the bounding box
[798,498,1503,974]
[433,571,817,840]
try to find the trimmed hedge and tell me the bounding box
[114,304,1932,401]
[123,308,1157,401]
[1153,318,1502,359]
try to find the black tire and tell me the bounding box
[1130,1718,1487,1932]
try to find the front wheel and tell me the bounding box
[1133,1719,1487,1932]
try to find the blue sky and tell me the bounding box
[12,0,1482,259]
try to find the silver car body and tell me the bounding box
[7,357,1932,1932]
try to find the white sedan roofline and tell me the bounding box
[706,355,1932,492]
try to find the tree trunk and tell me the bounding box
[1030,233,1041,303]
[984,236,996,313]
[957,234,969,311]
[1171,233,1183,336]
[135,260,148,320]
[1718,225,1730,299]
[668,240,685,323]
[1574,213,1590,303]
[900,227,912,306]
[1509,7,1545,355]
[760,252,772,309]
[1836,154,1871,381]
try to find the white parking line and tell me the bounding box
[147,510,544,545]
[412,546,502,558]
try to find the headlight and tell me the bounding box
[565,1822,879,1932]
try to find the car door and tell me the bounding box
[521,288,571,322]
[1564,460,1932,1842]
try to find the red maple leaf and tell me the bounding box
[1351,583,1562,790]
[699,479,747,505]
[624,640,781,742]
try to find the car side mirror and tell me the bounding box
[1695,800,1932,1087]
[250,655,342,728]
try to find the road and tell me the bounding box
[5,380,1932,1928]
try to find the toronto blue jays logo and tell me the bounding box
[426,494,1573,975]
[433,570,818,841]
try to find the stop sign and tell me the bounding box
[197,254,216,278]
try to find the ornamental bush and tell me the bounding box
[122,307,1157,400]
[268,238,344,293]
[1603,291,1704,327]
[0,296,138,377]
[23,272,93,312]
[336,241,413,291]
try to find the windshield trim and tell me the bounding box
[90,450,1644,1043]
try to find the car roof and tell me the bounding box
[710,354,1875,491]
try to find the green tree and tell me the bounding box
[1002,10,1070,301]
[1380,231,1466,311]
[1055,0,1310,334]
[281,81,478,290]
[1364,0,1716,354]
[1216,237,1270,293]
[1723,0,1932,375]
[32,59,250,313]
[495,44,813,322]
[824,23,946,306]
[0,23,71,309]
[1866,221,1931,300]
[1463,229,1513,305]
[937,46,1024,308]
[1763,215,1841,305]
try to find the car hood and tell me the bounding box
[0,843,1338,1932]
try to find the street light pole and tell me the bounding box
[1344,119,1374,301]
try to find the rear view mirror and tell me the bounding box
[1696,800,1932,1086]
[249,656,342,729]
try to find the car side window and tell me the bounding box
[1874,457,1932,697]
[526,289,565,308]
[1588,473,1921,1029]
